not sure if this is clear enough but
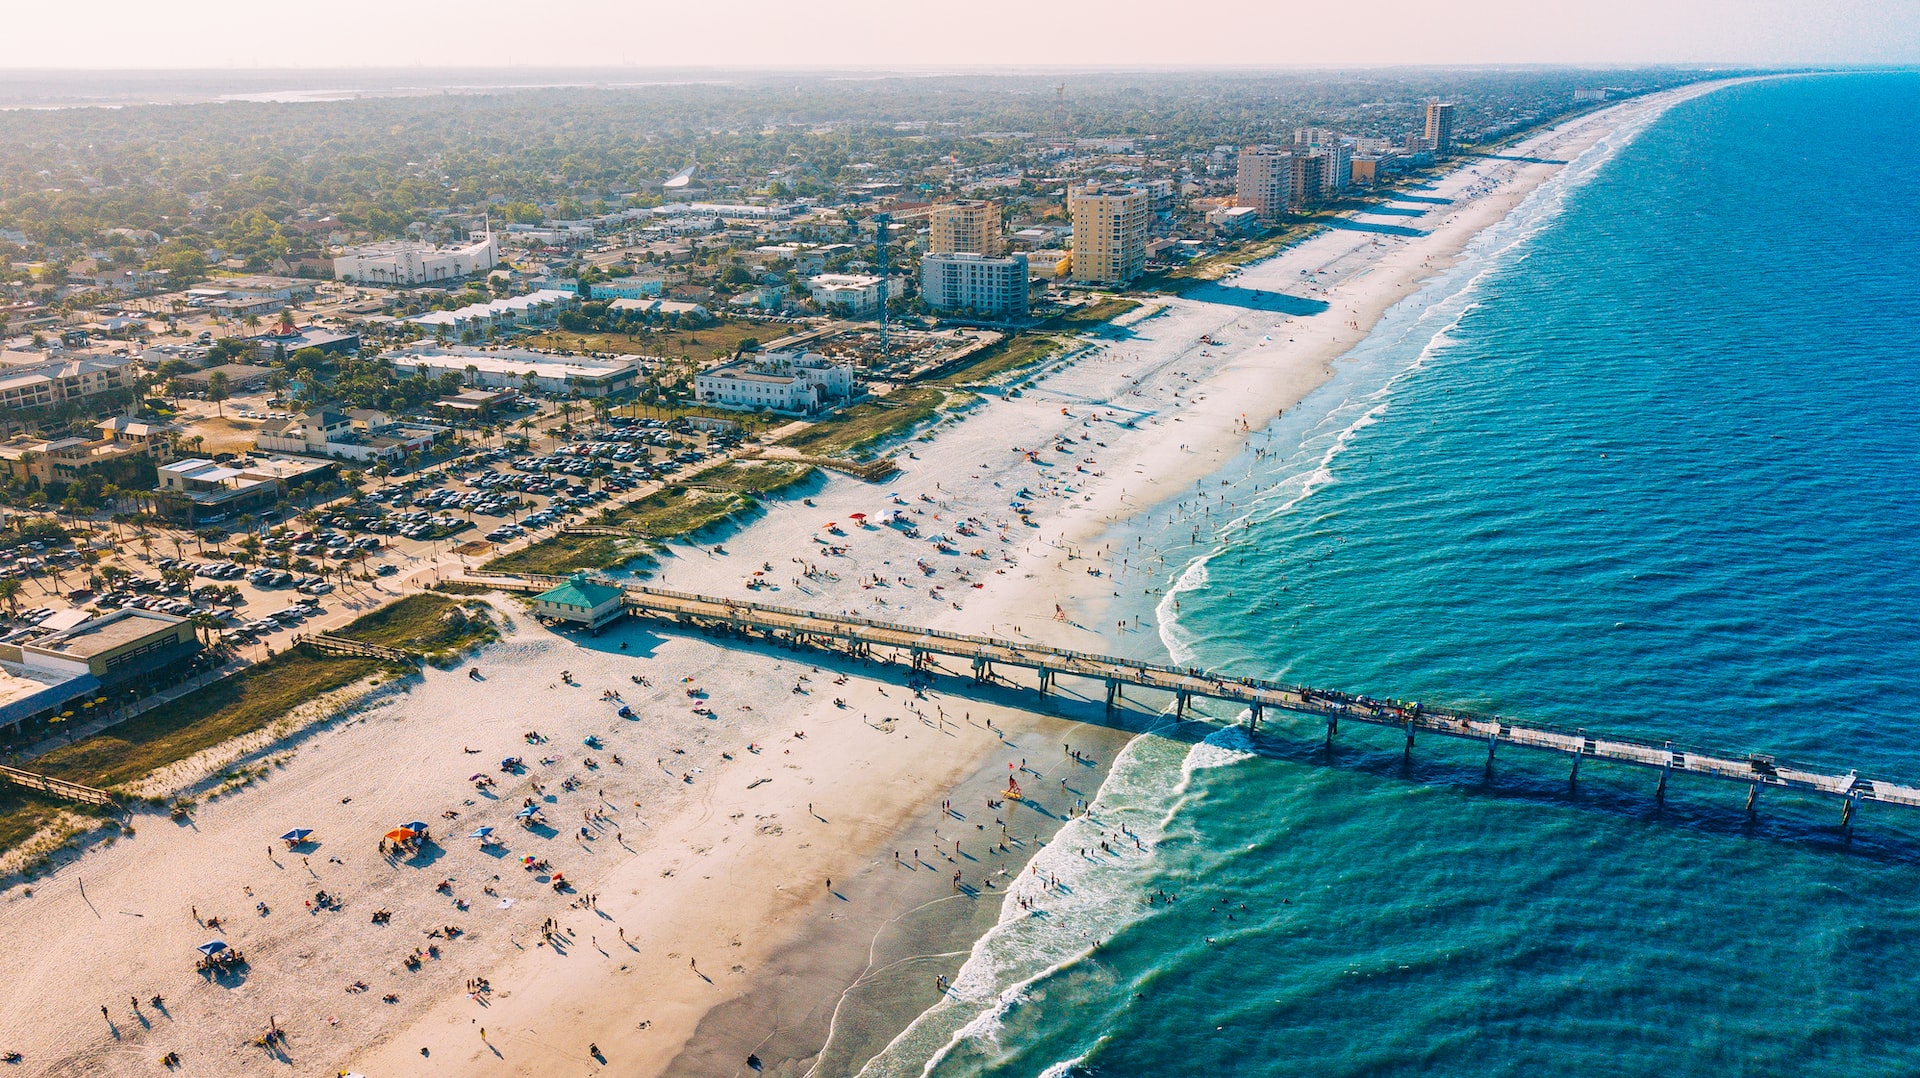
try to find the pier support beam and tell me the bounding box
[1745,782,1762,818]
[1249,703,1263,731]
[1175,691,1190,718]
[1841,795,1858,833]
[972,656,989,683]
[1038,669,1052,696]
[1104,679,1120,712]
[1569,752,1581,787]
[1656,762,1670,803]
[1486,733,1497,766]
[1403,719,1415,757]
[1325,713,1338,749]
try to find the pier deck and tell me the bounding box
[462,574,1918,826]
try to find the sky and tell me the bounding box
[6,0,1917,69]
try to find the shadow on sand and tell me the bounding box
[1177,281,1329,316]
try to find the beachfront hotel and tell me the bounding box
[1425,101,1457,156]
[1236,148,1295,221]
[693,351,856,414]
[928,200,1005,256]
[1068,184,1149,286]
[921,252,1031,319]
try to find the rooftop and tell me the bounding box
[34,608,186,660]
[535,574,625,610]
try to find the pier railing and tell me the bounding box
[488,573,1916,828]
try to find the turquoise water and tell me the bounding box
[865,74,1920,1076]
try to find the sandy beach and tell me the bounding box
[0,82,1733,1077]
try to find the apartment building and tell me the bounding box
[1236,148,1294,220]
[929,201,1005,255]
[1425,101,1457,157]
[1068,185,1149,287]
[921,252,1030,319]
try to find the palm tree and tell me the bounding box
[0,578,21,615]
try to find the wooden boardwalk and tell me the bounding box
[0,763,115,807]
[460,574,1919,830]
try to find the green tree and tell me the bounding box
[205,372,231,416]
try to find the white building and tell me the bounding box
[921,252,1030,319]
[254,407,444,463]
[384,346,647,397]
[407,289,576,340]
[333,233,499,286]
[806,274,897,314]
[693,351,855,415]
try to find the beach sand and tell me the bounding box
[0,83,1732,1077]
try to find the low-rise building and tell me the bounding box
[0,417,177,484]
[1207,206,1262,236]
[245,326,360,360]
[584,278,666,301]
[531,573,627,630]
[921,252,1030,319]
[605,297,712,321]
[0,355,131,411]
[693,351,856,415]
[384,346,648,397]
[254,407,445,463]
[806,274,895,314]
[0,609,204,739]
[408,289,577,340]
[334,233,499,286]
[153,457,333,525]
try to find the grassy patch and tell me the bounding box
[32,650,385,791]
[686,462,816,496]
[1050,297,1141,327]
[932,334,1064,386]
[482,531,652,576]
[606,486,753,537]
[0,787,92,857]
[776,387,948,458]
[1148,227,1311,286]
[334,592,499,662]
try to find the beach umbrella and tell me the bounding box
[402,821,429,833]
[470,826,496,840]
[279,828,312,843]
[514,806,540,819]
[384,827,418,841]
[196,940,228,957]
[849,512,867,521]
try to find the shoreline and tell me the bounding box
[0,81,1738,1078]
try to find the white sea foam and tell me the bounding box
[1185,724,1258,772]
[1038,1053,1090,1078]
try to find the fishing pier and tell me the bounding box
[468,574,1920,831]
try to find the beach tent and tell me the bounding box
[196,940,228,957]
[279,828,313,843]
[384,827,418,841]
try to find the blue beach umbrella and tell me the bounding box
[280,828,313,843]
[514,806,540,819]
[402,821,429,833]
[470,826,496,840]
[196,940,228,957]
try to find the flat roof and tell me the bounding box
[36,609,184,660]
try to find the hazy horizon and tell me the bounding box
[7,0,1916,71]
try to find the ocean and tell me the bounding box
[861,73,1920,1076]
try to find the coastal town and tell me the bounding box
[0,68,1724,1076]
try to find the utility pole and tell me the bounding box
[872,211,892,367]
